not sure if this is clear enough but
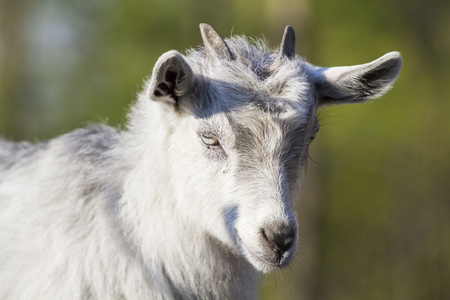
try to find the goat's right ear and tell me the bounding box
[147,50,194,105]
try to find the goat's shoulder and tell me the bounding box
[59,124,121,163]
[0,124,121,173]
[0,138,47,171]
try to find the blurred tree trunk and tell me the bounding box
[0,0,30,139]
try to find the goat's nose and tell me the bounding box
[261,224,296,260]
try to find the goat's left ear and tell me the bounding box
[309,51,403,106]
[148,50,194,105]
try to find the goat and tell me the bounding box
[0,24,402,299]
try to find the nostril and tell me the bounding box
[261,225,296,254]
[279,239,293,252]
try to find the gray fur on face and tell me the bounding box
[0,24,402,299]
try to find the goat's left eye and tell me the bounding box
[200,133,220,146]
[310,124,320,141]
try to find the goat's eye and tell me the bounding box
[200,133,220,146]
[310,124,320,141]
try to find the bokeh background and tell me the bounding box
[1,0,449,299]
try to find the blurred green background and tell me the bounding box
[1,0,449,299]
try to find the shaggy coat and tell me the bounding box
[0,24,402,299]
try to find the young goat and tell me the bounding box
[0,24,402,299]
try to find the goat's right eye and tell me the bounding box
[200,133,220,147]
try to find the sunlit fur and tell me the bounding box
[0,26,402,299]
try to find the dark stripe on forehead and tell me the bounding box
[229,105,315,182]
[226,111,260,161]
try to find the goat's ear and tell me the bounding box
[148,50,194,105]
[309,52,403,106]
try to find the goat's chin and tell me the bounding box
[236,235,295,274]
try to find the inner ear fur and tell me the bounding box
[148,50,194,105]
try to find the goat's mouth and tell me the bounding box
[236,235,295,273]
